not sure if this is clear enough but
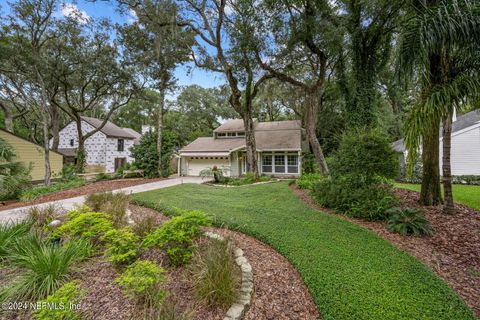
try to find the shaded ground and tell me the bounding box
[0,178,164,212]
[133,182,476,320]
[292,185,480,316]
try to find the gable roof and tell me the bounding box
[392,109,480,152]
[121,127,142,145]
[180,119,302,154]
[214,119,251,132]
[0,128,63,157]
[80,116,136,139]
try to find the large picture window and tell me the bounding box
[262,155,272,173]
[260,153,299,174]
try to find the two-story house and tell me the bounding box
[56,116,141,173]
[178,119,306,177]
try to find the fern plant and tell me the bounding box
[386,207,433,236]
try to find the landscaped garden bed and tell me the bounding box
[292,184,480,316]
[0,193,243,319]
[0,178,163,212]
[0,192,319,319]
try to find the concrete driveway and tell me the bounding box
[0,176,204,224]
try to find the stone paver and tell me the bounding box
[0,177,204,224]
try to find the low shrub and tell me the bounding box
[0,220,32,260]
[95,172,112,182]
[189,239,239,307]
[85,192,130,228]
[20,179,86,201]
[386,207,433,236]
[142,211,210,266]
[55,212,113,242]
[116,260,166,307]
[60,164,77,182]
[101,227,139,266]
[32,280,85,320]
[297,173,323,190]
[452,175,480,185]
[313,176,397,221]
[1,236,92,301]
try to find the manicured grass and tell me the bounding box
[133,182,476,320]
[396,183,480,211]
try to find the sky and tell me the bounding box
[0,0,226,90]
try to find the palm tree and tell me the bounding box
[398,0,480,212]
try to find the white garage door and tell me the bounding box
[187,157,230,176]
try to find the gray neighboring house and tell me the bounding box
[393,109,480,175]
[55,116,141,173]
[178,119,307,177]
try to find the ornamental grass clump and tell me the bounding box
[85,191,130,227]
[386,207,434,236]
[101,227,139,266]
[0,235,93,301]
[142,211,210,266]
[116,260,166,307]
[189,238,239,307]
[32,280,85,320]
[0,219,32,260]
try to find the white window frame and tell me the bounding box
[260,152,299,175]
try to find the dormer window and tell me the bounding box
[216,131,245,138]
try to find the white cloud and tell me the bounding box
[61,3,90,24]
[127,8,138,24]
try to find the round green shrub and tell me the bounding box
[330,129,398,181]
[32,281,85,320]
[115,260,166,305]
[101,227,139,266]
[142,210,210,266]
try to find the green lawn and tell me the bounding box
[133,182,476,320]
[396,183,480,211]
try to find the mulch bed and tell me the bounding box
[210,227,319,320]
[0,178,164,212]
[291,184,480,316]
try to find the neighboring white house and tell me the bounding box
[55,116,142,173]
[393,109,480,176]
[178,119,307,177]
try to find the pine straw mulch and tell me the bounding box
[0,178,164,212]
[291,184,480,316]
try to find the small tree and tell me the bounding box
[130,130,176,178]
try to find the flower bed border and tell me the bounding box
[204,231,253,320]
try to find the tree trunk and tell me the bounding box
[304,91,329,175]
[35,68,51,185]
[157,88,165,177]
[243,111,259,178]
[2,108,14,133]
[50,104,60,151]
[75,117,86,173]
[420,120,442,205]
[442,112,454,214]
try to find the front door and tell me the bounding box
[114,157,126,171]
